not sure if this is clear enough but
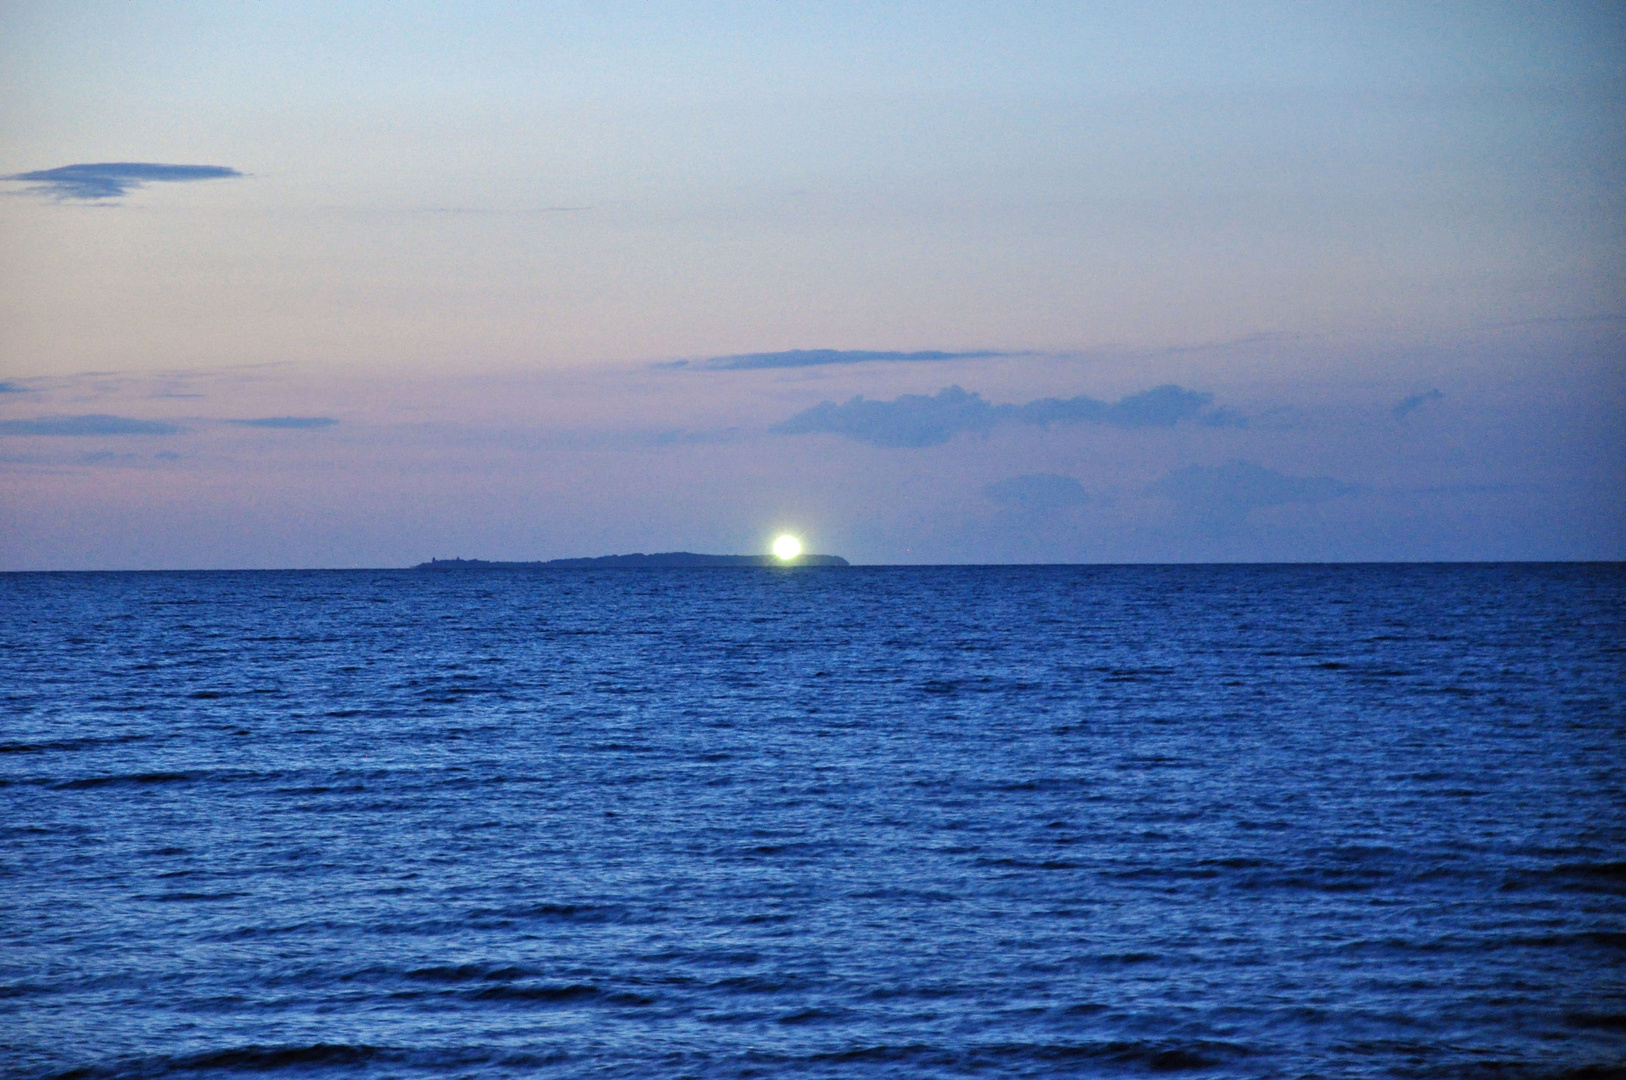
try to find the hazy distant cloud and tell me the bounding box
[776,386,996,446]
[224,416,338,429]
[1147,461,1359,524]
[1481,314,1626,329]
[0,414,181,436]
[0,381,26,393]
[1196,407,1249,428]
[646,427,740,447]
[773,384,1226,447]
[1019,384,1220,428]
[675,348,1013,371]
[1393,388,1444,419]
[415,205,592,215]
[985,474,1090,511]
[76,450,140,465]
[5,163,241,201]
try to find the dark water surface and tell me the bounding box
[3,564,1623,1079]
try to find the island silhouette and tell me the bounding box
[415,552,849,569]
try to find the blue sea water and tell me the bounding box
[2,564,1623,1079]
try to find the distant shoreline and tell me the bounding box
[414,553,851,569]
[6,561,1624,574]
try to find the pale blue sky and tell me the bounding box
[0,2,1621,566]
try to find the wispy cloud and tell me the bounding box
[223,416,338,429]
[4,163,242,201]
[1147,461,1359,524]
[416,205,592,215]
[773,384,1227,447]
[0,414,181,436]
[1393,388,1444,420]
[985,474,1090,511]
[646,427,740,447]
[0,381,27,394]
[670,348,1014,371]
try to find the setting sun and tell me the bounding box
[772,535,802,560]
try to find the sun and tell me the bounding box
[772,535,802,560]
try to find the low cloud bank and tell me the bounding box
[224,417,338,429]
[773,384,1228,447]
[681,349,1011,371]
[0,414,181,436]
[5,163,242,200]
[1147,461,1359,522]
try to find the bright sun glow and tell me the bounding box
[772,535,802,560]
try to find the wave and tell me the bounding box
[32,1043,579,1079]
[53,771,194,789]
[39,1043,382,1078]
[799,1037,1254,1071]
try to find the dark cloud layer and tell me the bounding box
[773,384,1223,447]
[0,414,181,436]
[1393,388,1444,419]
[5,163,242,200]
[1147,460,1359,523]
[682,349,1011,371]
[224,417,339,429]
[0,381,26,393]
[985,473,1090,511]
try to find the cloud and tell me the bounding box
[4,163,242,201]
[1016,384,1218,428]
[1393,388,1444,419]
[1147,461,1359,523]
[774,385,996,447]
[773,384,1225,447]
[1197,407,1249,428]
[224,416,339,429]
[646,427,740,446]
[0,414,181,436]
[676,348,1013,371]
[985,474,1090,511]
[0,381,26,393]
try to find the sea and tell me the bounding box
[2,564,1623,1079]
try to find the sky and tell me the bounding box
[1,1,1621,568]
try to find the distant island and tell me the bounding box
[414,552,850,569]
